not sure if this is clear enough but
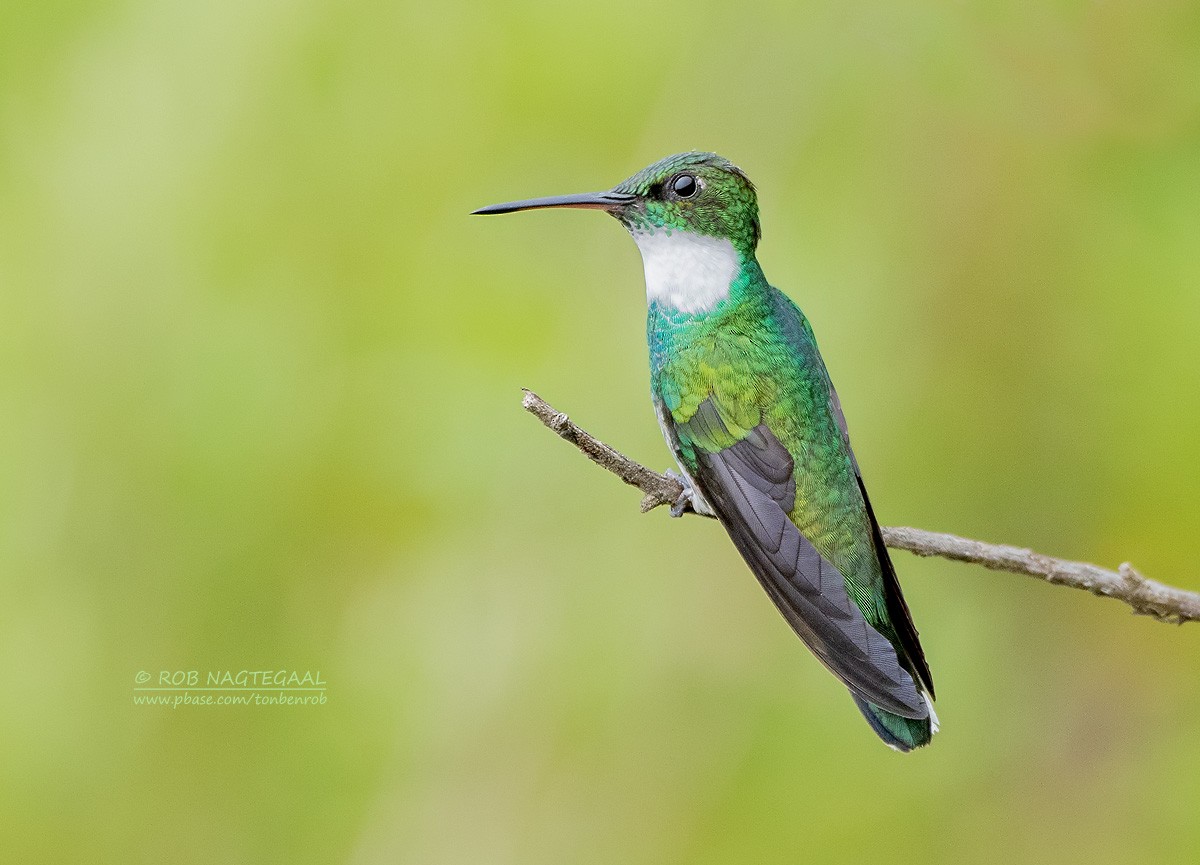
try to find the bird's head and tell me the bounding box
[474,152,760,257]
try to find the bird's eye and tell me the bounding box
[671,173,698,199]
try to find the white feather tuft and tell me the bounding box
[924,691,940,735]
[633,230,739,314]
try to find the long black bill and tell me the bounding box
[472,190,633,215]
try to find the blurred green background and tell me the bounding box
[3,0,1199,862]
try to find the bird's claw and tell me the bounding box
[666,469,698,518]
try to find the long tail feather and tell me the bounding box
[852,694,938,752]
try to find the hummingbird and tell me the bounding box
[474,152,938,750]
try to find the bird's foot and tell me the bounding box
[666,469,711,518]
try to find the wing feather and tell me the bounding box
[828,386,935,697]
[684,401,927,719]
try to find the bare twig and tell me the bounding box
[522,388,1200,625]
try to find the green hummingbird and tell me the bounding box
[475,152,938,750]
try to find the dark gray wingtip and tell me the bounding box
[694,420,927,718]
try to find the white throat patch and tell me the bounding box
[632,230,740,314]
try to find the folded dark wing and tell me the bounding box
[687,401,927,718]
[828,386,935,697]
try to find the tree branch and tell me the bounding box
[522,388,1200,625]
